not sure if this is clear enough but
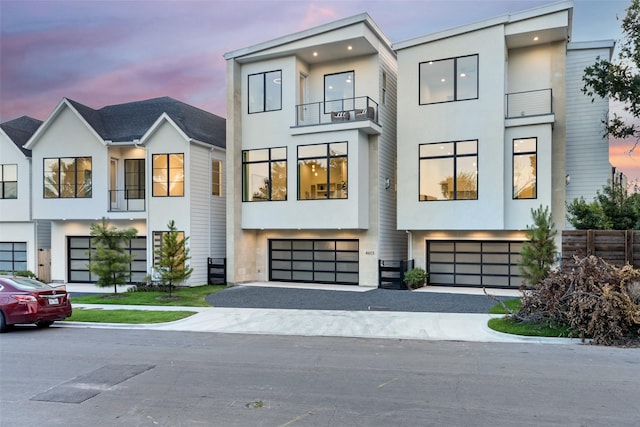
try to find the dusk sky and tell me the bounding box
[1,0,637,186]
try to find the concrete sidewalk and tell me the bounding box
[63,282,581,344]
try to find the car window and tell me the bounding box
[4,277,52,291]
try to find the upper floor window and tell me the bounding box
[298,142,348,200]
[419,54,478,104]
[513,138,537,199]
[242,147,287,201]
[419,140,477,201]
[44,157,92,198]
[325,71,355,113]
[212,160,222,196]
[125,159,145,199]
[248,70,282,113]
[152,153,184,197]
[0,164,17,199]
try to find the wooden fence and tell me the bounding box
[562,230,639,269]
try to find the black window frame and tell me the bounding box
[242,147,287,202]
[43,157,92,199]
[152,153,184,197]
[419,54,479,105]
[419,140,478,201]
[297,142,348,200]
[0,241,27,273]
[512,137,538,200]
[212,159,222,196]
[324,70,355,114]
[0,164,18,199]
[124,158,145,200]
[248,69,282,114]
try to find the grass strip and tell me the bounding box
[65,308,196,324]
[488,317,573,337]
[71,284,226,307]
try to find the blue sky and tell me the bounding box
[1,0,636,183]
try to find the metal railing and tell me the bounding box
[505,88,552,118]
[295,96,379,126]
[108,189,146,212]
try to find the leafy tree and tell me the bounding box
[154,220,193,297]
[567,183,640,229]
[89,217,138,294]
[582,0,640,151]
[519,205,558,287]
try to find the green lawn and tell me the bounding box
[67,308,196,323]
[71,284,226,307]
[488,297,574,338]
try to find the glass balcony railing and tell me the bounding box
[295,96,379,126]
[505,88,552,118]
[108,189,146,212]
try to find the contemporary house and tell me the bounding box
[394,1,615,288]
[0,116,51,280]
[224,14,406,286]
[21,97,226,285]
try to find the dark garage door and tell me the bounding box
[427,240,524,288]
[68,236,147,283]
[269,239,359,285]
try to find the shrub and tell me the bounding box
[512,255,640,346]
[403,268,427,290]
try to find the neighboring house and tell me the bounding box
[22,97,226,285]
[0,116,51,279]
[393,1,614,288]
[224,14,406,286]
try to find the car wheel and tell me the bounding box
[36,320,54,328]
[0,311,10,333]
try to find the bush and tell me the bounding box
[512,255,640,346]
[403,268,427,290]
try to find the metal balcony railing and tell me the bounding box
[295,96,379,126]
[505,88,552,118]
[108,189,146,212]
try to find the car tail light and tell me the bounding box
[12,294,38,303]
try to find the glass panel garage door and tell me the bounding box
[68,236,147,283]
[269,239,359,285]
[427,240,524,288]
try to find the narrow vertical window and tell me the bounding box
[381,71,387,105]
[212,160,222,196]
[0,164,17,199]
[513,138,537,199]
[125,159,145,199]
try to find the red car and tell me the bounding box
[0,276,72,332]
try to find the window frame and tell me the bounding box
[418,140,478,201]
[43,157,92,199]
[212,159,222,197]
[419,54,479,105]
[512,137,537,200]
[248,70,282,114]
[0,164,18,199]
[242,147,287,202]
[324,70,355,114]
[297,142,348,201]
[152,153,184,197]
[0,242,27,273]
[124,158,145,200]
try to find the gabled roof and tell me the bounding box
[68,96,226,147]
[0,116,42,157]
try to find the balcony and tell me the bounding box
[108,189,146,212]
[295,96,379,127]
[505,89,552,118]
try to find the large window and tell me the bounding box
[0,164,17,199]
[419,54,478,104]
[152,154,184,197]
[419,140,478,201]
[242,147,287,201]
[248,70,282,113]
[212,160,222,196]
[125,159,145,199]
[44,157,92,198]
[513,138,537,199]
[324,71,355,113]
[0,242,27,272]
[298,142,347,200]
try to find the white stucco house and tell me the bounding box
[21,97,226,285]
[0,116,51,279]
[393,1,615,288]
[224,14,406,287]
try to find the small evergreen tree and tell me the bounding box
[89,217,138,294]
[519,205,558,287]
[155,220,193,297]
[567,183,640,230]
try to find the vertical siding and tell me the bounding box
[377,46,406,261]
[565,46,612,228]
[189,144,211,285]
